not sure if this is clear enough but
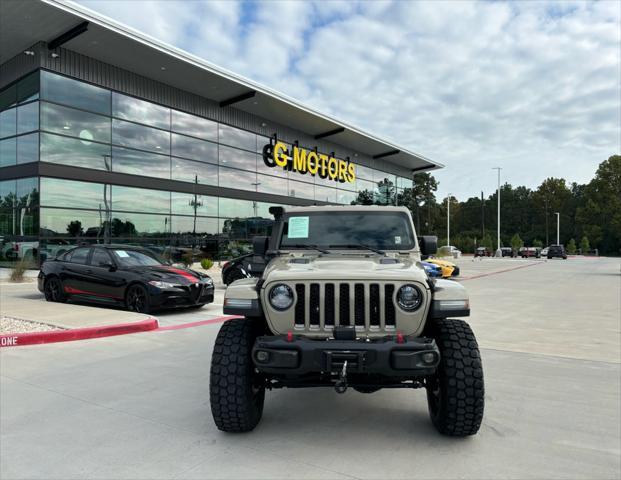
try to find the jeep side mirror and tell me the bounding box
[252,236,269,256]
[419,236,438,256]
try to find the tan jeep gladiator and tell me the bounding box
[210,205,484,436]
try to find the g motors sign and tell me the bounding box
[262,141,356,184]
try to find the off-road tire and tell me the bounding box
[210,317,265,432]
[425,318,484,436]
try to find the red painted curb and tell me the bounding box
[0,317,159,348]
[157,315,238,332]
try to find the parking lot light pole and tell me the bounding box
[446,193,451,247]
[492,167,502,257]
[555,212,560,245]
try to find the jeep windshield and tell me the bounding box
[279,211,415,251]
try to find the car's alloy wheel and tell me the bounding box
[126,284,150,313]
[44,277,66,303]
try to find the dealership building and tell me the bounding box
[0,0,440,263]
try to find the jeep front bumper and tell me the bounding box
[252,335,440,376]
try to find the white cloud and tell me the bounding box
[78,0,620,200]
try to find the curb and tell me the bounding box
[0,317,159,348]
[459,261,542,281]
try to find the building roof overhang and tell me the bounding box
[0,0,443,175]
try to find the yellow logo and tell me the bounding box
[262,142,356,184]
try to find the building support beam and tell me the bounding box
[314,127,345,140]
[219,90,256,108]
[48,21,89,50]
[373,150,400,159]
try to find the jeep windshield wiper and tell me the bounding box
[283,244,331,254]
[328,244,385,255]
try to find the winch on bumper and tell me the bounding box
[252,331,440,376]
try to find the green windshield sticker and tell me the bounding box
[288,216,309,238]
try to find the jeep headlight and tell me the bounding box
[397,284,423,311]
[269,284,294,311]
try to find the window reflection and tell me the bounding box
[219,124,256,151]
[219,197,255,218]
[219,145,257,171]
[218,167,256,191]
[171,191,218,217]
[17,72,39,104]
[40,178,108,210]
[41,71,110,115]
[171,157,218,186]
[337,189,356,205]
[40,208,103,238]
[256,173,288,196]
[112,186,170,214]
[17,133,39,164]
[170,215,218,235]
[0,85,17,111]
[17,102,39,134]
[41,133,111,170]
[112,93,170,130]
[172,133,217,163]
[289,179,314,200]
[315,184,337,203]
[112,147,170,179]
[41,102,111,144]
[112,119,170,154]
[171,110,217,141]
[356,164,374,181]
[0,138,16,167]
[109,212,170,237]
[357,178,376,193]
[0,108,16,139]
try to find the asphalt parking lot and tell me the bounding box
[1,257,620,479]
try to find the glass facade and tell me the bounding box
[0,69,413,265]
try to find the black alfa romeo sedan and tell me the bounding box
[38,244,214,313]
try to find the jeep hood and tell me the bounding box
[262,254,429,283]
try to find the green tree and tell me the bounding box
[580,236,590,253]
[480,233,494,251]
[66,220,83,237]
[510,233,524,251]
[533,239,543,248]
[567,238,577,254]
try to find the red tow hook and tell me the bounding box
[396,331,405,344]
[287,330,293,342]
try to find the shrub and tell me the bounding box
[437,246,451,257]
[201,258,214,270]
[180,251,194,267]
[9,261,27,282]
[580,236,590,253]
[567,238,577,254]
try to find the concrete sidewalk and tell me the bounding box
[0,282,151,330]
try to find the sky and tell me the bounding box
[77,0,621,201]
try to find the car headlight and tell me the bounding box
[202,277,214,286]
[148,280,179,289]
[397,284,423,311]
[269,284,294,311]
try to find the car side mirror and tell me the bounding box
[419,236,438,256]
[100,262,117,272]
[252,236,269,256]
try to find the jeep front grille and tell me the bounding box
[293,282,397,331]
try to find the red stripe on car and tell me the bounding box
[165,267,198,282]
